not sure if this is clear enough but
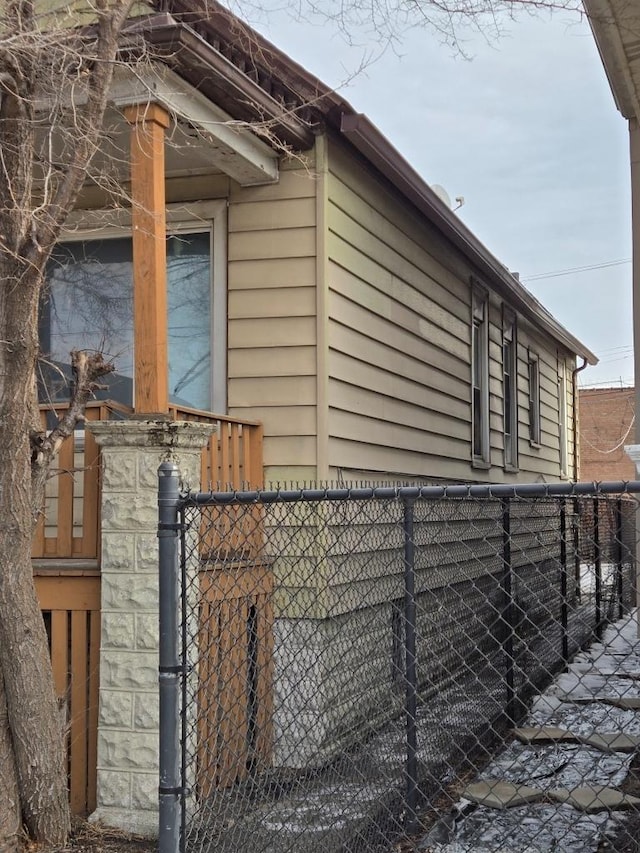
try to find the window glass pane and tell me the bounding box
[41,238,134,405]
[40,232,213,411]
[167,233,211,410]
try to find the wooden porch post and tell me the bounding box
[124,103,170,414]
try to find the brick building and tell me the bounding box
[579,387,635,482]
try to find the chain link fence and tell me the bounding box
[158,470,640,853]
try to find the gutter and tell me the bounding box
[125,13,315,150]
[340,112,598,365]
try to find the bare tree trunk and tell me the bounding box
[0,263,70,843]
[0,672,21,853]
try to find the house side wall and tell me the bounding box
[226,158,319,485]
[77,160,320,486]
[513,325,578,481]
[325,135,575,483]
[228,156,316,482]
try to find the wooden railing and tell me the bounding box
[169,406,264,490]
[32,402,264,562]
[32,401,126,561]
[169,407,265,562]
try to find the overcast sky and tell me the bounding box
[254,7,632,389]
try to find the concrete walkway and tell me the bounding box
[417,613,640,853]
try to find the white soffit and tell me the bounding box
[586,0,640,121]
[110,65,279,186]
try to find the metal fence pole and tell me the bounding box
[402,496,418,835]
[158,462,182,853]
[616,497,624,619]
[559,500,569,665]
[501,497,516,726]
[594,498,602,639]
[573,497,582,603]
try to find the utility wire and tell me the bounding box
[523,258,631,282]
[580,414,636,455]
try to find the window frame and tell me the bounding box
[471,284,490,468]
[528,352,541,447]
[502,308,518,471]
[53,200,228,413]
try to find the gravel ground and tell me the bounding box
[413,614,640,853]
[599,750,640,852]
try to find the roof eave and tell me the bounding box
[340,112,598,365]
[584,0,640,120]
[127,7,596,364]
[126,13,316,150]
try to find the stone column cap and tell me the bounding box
[87,418,215,450]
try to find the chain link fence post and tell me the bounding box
[616,497,624,619]
[560,500,569,665]
[158,461,182,853]
[501,496,517,726]
[402,495,418,834]
[594,498,602,638]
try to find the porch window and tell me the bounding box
[502,309,518,470]
[40,231,214,411]
[471,286,490,467]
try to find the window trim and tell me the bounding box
[58,201,228,413]
[528,352,541,447]
[471,284,490,468]
[502,308,518,471]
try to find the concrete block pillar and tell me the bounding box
[87,420,213,836]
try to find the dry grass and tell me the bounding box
[29,818,156,853]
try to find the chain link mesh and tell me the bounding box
[174,484,640,853]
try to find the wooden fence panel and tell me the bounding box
[35,573,101,815]
[197,564,273,795]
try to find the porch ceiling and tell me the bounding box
[38,64,280,187]
[110,65,279,186]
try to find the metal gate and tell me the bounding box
[158,466,640,853]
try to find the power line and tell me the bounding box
[523,258,631,283]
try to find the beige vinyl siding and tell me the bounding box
[227,161,318,482]
[326,139,473,481]
[77,173,232,210]
[325,135,574,483]
[512,322,578,480]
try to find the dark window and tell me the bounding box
[528,355,541,445]
[503,312,518,469]
[472,288,489,465]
